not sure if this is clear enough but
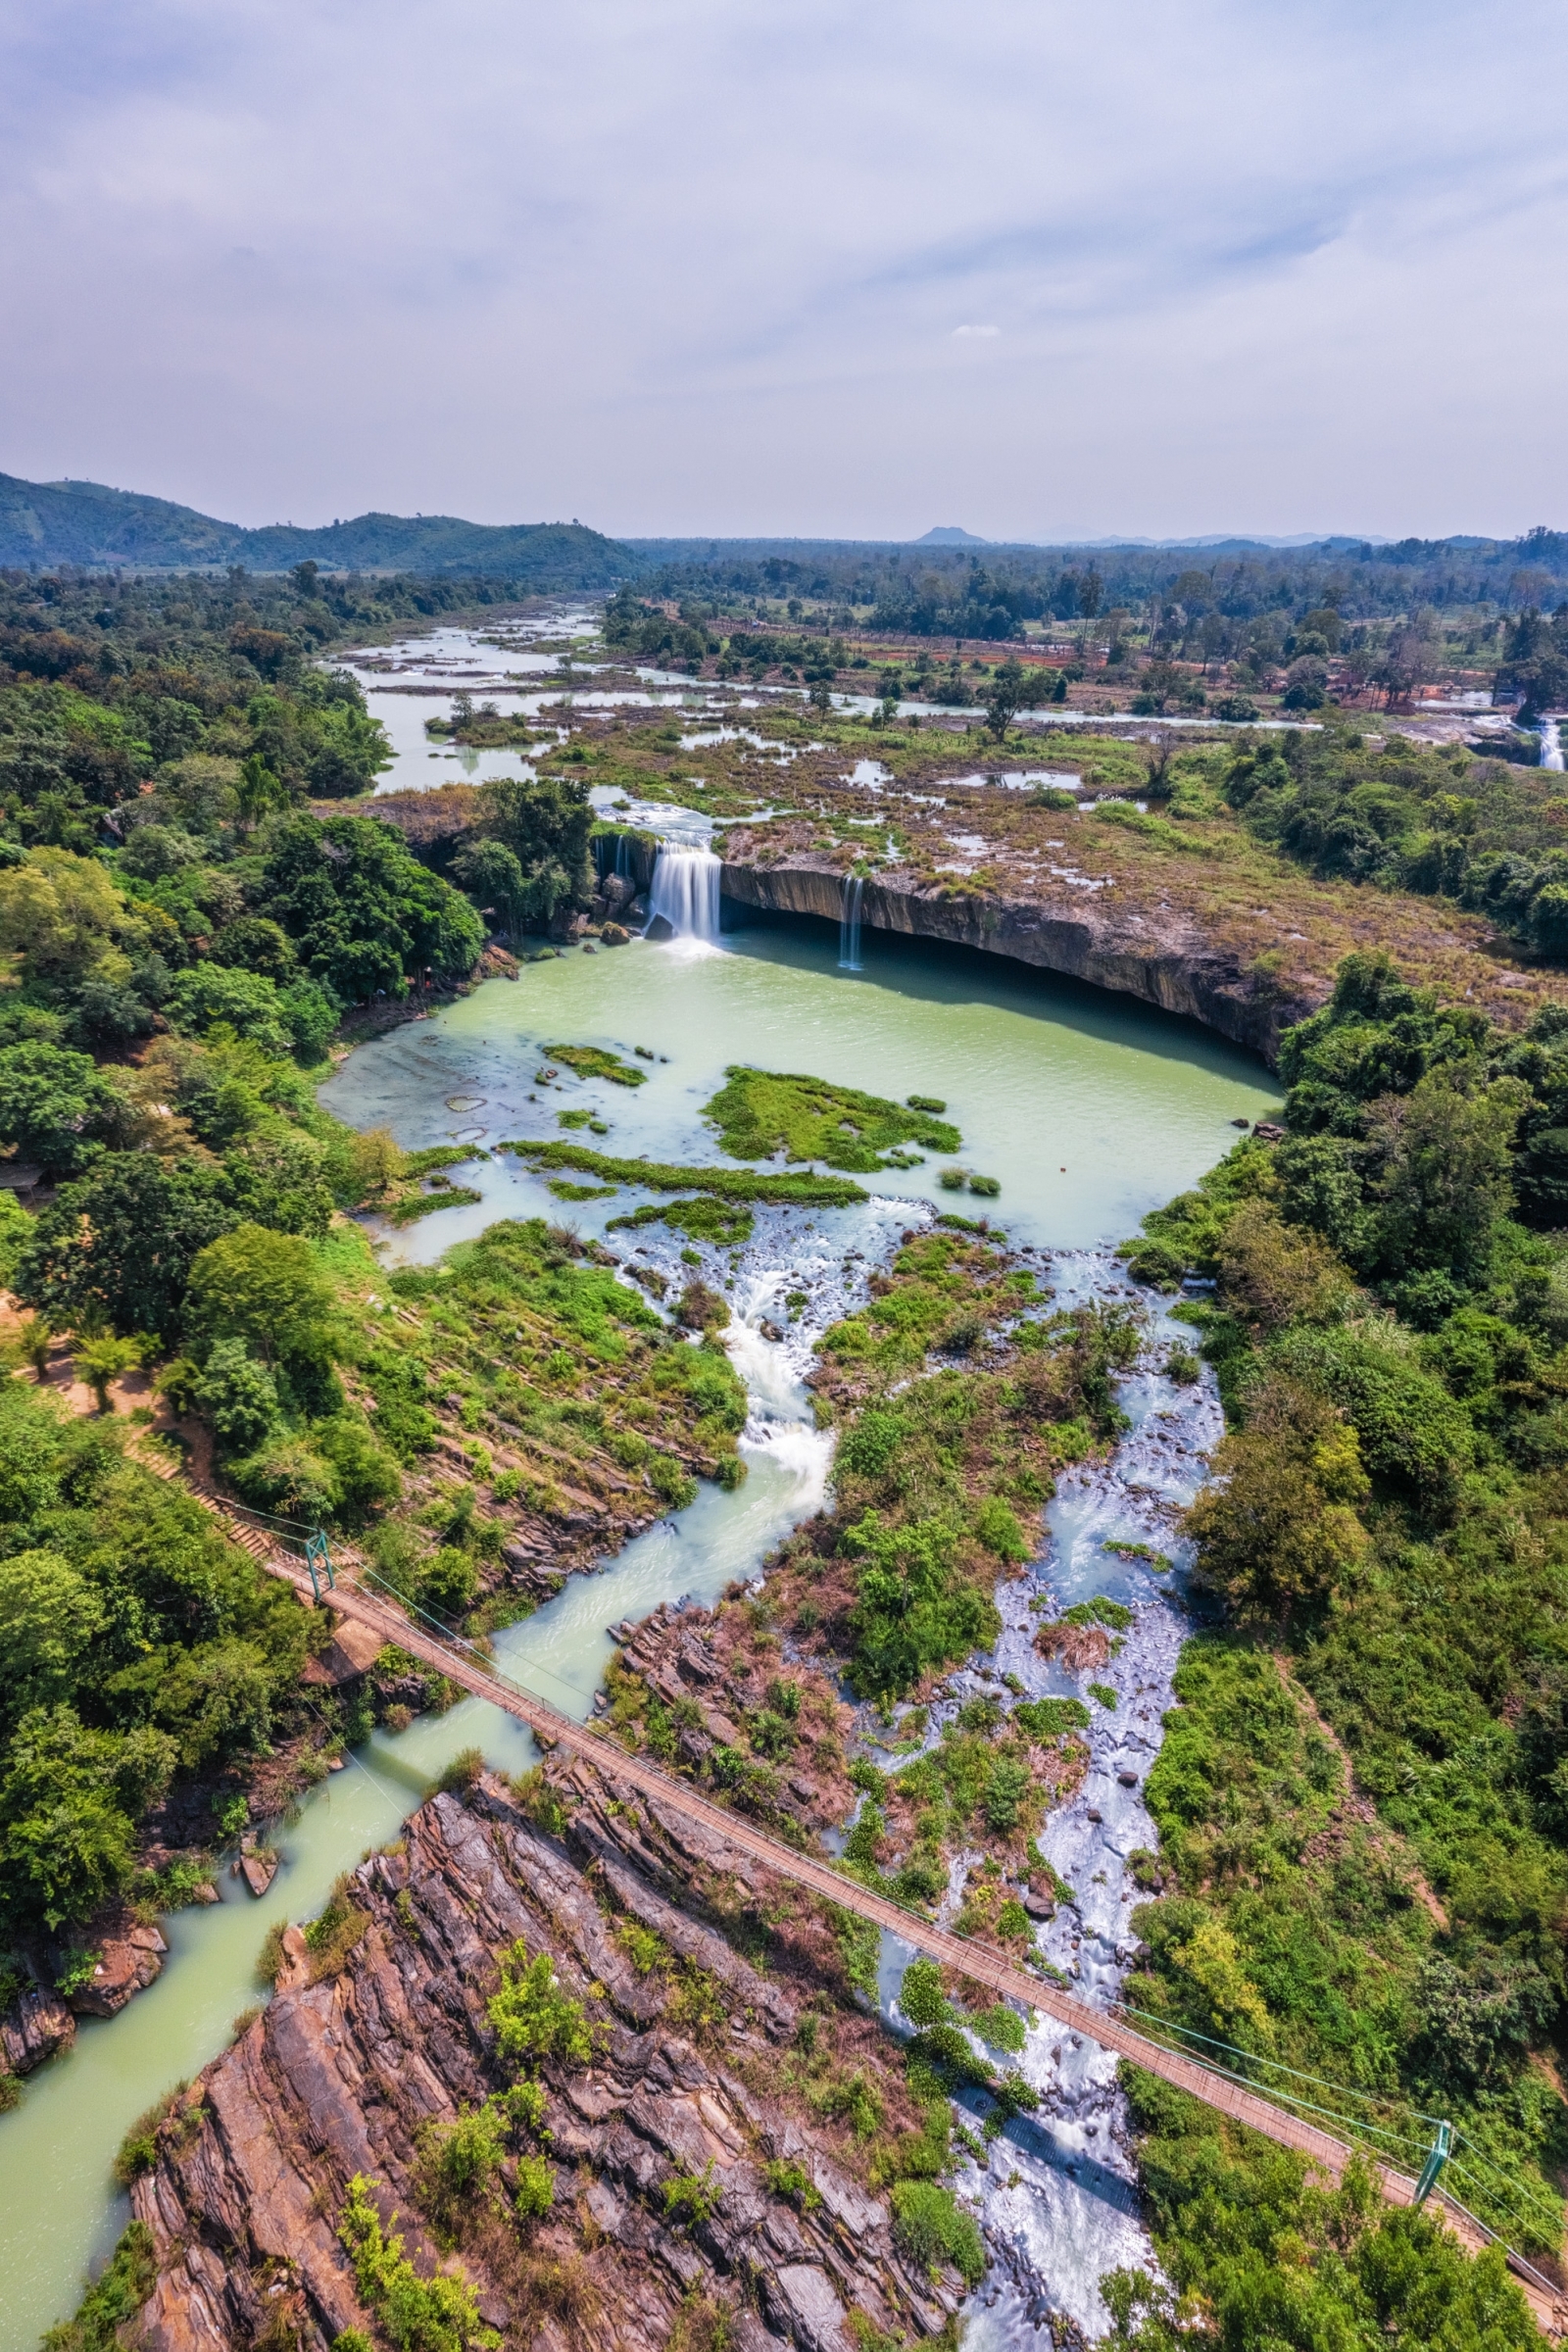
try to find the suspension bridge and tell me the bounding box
[175,1473,1568,2336]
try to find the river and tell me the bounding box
[0,895,1279,2349]
[335,621,1320,780]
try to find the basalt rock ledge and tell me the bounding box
[720,858,1309,1062]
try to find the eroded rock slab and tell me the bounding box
[130,1767,968,2351]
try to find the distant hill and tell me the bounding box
[0,472,635,582]
[912,525,989,546]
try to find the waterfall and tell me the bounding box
[838,874,864,972]
[647,845,721,944]
[1542,718,1564,773]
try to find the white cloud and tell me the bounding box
[0,0,1563,538]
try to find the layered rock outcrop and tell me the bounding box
[0,1983,75,2077]
[129,1766,966,2351]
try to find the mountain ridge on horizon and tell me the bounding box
[0,467,1557,576]
[0,470,633,582]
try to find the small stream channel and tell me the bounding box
[0,885,1278,2348]
[896,1254,1223,2346]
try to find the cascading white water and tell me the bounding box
[839,873,864,971]
[647,845,722,943]
[1541,717,1564,773]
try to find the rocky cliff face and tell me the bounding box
[129,1764,965,2352]
[721,858,1299,1060]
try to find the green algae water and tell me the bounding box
[0,910,1279,2348]
[318,909,1280,1261]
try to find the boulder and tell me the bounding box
[0,1984,76,2075]
[69,1926,168,2018]
[240,1852,278,1898]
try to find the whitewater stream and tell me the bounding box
[0,871,1279,2348]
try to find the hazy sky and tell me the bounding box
[2,0,1564,543]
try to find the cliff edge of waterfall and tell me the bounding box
[720,855,1305,1061]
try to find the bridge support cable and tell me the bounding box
[1413,2120,1453,2208]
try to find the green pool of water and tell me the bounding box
[320,909,1280,1260]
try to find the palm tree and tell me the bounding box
[21,1316,55,1383]
[74,1334,145,1414]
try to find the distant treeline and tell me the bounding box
[626,527,1568,637]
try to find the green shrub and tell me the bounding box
[889,2180,986,2283]
[509,1767,566,1835]
[971,2001,1027,2054]
[337,2173,499,2351]
[1271,1323,1476,1501]
[419,1546,479,1616]
[808,2065,885,2139]
[514,2152,556,2219]
[983,1755,1032,1834]
[415,2102,507,2236]
[614,1918,669,1975]
[649,1452,699,1509]
[304,1876,369,1980]
[113,2084,187,2185]
[762,2156,823,2212]
[1060,1595,1133,1631]
[844,1509,1002,1698]
[487,1939,598,2073]
[1012,1696,1090,1738]
[436,1746,485,1794]
[664,2159,724,2224]
[41,2222,158,2352]
[974,1495,1029,1560]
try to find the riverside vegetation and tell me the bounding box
[1103,952,1568,2346]
[0,580,760,2022]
